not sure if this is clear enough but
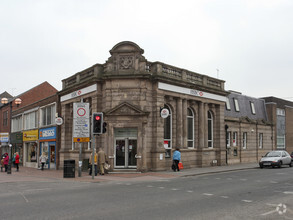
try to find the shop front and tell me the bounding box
[39,127,56,169]
[10,132,23,165]
[0,133,9,156]
[23,129,39,168]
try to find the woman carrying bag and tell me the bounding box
[172,148,181,172]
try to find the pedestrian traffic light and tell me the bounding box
[103,122,107,133]
[92,112,103,134]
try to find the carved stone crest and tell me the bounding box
[120,56,133,69]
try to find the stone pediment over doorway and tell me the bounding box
[105,102,149,116]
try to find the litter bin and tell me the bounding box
[64,160,75,178]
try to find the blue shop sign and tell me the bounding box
[39,127,56,140]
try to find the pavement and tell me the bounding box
[0,163,259,183]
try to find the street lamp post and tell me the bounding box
[1,97,22,175]
[7,144,12,174]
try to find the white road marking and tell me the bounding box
[19,192,29,203]
[125,183,132,186]
[203,193,214,196]
[261,210,277,216]
[24,188,52,192]
[171,188,179,191]
[147,185,153,188]
[270,181,278,184]
[242,200,253,203]
[220,196,229,199]
[240,179,247,181]
[215,178,221,180]
[187,190,193,193]
[159,187,165,189]
[283,191,293,194]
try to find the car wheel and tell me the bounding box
[278,161,282,168]
[290,162,292,167]
[260,165,264,169]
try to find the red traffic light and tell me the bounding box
[95,115,101,121]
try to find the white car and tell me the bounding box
[259,150,292,168]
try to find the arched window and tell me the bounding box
[208,111,213,148]
[187,108,194,148]
[163,105,172,157]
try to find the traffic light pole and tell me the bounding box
[92,135,95,180]
[78,143,82,177]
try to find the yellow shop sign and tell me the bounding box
[23,130,38,141]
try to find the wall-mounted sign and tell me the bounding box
[160,108,170,118]
[0,133,9,143]
[60,84,97,102]
[23,130,38,141]
[39,127,56,140]
[158,82,226,102]
[73,103,90,142]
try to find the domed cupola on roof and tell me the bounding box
[105,41,147,74]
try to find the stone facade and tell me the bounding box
[59,41,228,172]
[224,92,274,164]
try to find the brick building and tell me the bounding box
[0,92,14,155]
[10,82,58,167]
[262,97,293,155]
[59,41,228,172]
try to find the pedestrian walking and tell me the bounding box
[39,152,47,171]
[3,153,9,172]
[15,152,20,172]
[1,154,5,172]
[89,151,98,176]
[12,153,16,168]
[172,148,181,172]
[98,147,107,175]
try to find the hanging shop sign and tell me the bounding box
[160,108,170,118]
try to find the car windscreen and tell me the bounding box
[265,152,281,157]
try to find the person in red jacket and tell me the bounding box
[3,153,9,172]
[15,152,20,172]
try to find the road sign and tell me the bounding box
[73,103,90,142]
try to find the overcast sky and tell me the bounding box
[1,0,293,100]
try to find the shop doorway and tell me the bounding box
[114,128,138,169]
[40,142,56,169]
[115,138,137,168]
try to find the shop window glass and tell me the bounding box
[243,132,247,149]
[24,111,37,130]
[41,104,56,126]
[187,108,194,148]
[233,132,237,146]
[225,97,231,110]
[259,133,263,149]
[208,111,213,148]
[234,98,240,112]
[3,111,8,126]
[27,143,37,162]
[250,102,256,114]
[12,116,22,132]
[164,105,172,157]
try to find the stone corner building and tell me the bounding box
[58,41,229,172]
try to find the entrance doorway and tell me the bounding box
[114,128,137,169]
